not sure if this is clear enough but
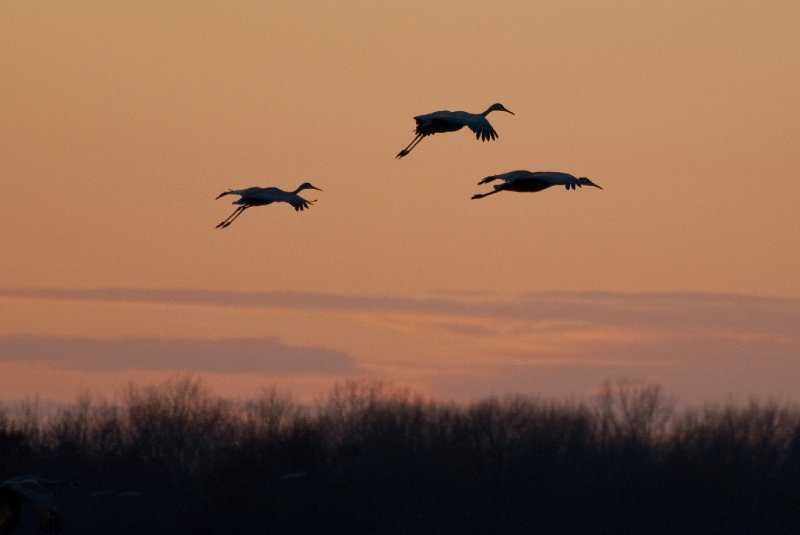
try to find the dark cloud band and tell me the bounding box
[0,335,356,375]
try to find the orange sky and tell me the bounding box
[1,1,799,405]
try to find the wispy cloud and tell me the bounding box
[0,335,356,375]
[3,287,798,332]
[0,287,466,314]
[4,288,798,368]
[2,287,799,404]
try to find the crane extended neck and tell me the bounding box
[482,103,514,116]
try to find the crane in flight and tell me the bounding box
[396,103,514,158]
[471,170,603,200]
[215,182,322,229]
[0,476,77,534]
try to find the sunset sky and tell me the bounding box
[1,1,798,406]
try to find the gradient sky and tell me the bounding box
[1,1,798,406]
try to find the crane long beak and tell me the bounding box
[504,109,515,115]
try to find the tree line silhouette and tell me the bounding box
[2,376,800,534]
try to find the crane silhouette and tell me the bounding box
[471,170,603,199]
[0,476,76,534]
[396,103,514,158]
[215,182,322,229]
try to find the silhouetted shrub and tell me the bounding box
[3,376,800,534]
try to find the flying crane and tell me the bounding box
[396,103,514,158]
[471,170,603,200]
[215,182,322,229]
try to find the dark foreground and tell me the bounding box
[2,377,800,534]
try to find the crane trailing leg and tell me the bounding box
[471,186,505,200]
[216,206,249,229]
[396,134,424,158]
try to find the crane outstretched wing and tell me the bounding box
[288,196,315,211]
[466,116,499,141]
[478,170,532,184]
